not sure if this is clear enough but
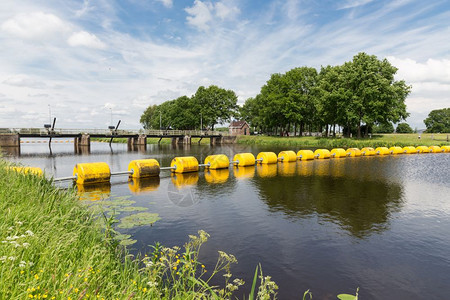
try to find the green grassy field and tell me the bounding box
[236,133,450,149]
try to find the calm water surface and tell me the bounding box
[3,140,450,299]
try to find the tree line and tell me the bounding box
[141,52,419,137]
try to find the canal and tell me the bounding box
[2,140,450,299]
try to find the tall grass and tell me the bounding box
[0,161,278,299]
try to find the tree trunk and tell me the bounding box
[300,122,304,136]
[357,120,362,138]
[325,124,329,137]
[364,124,369,138]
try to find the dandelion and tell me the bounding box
[34,274,39,280]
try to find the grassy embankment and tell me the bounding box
[0,160,278,299]
[236,133,450,149]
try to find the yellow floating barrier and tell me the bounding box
[232,153,256,167]
[314,149,331,159]
[403,146,417,154]
[128,159,160,178]
[9,166,43,176]
[73,162,111,185]
[204,154,229,169]
[205,169,229,184]
[429,146,443,153]
[256,164,277,178]
[256,152,278,164]
[375,147,390,155]
[170,156,199,173]
[361,147,375,156]
[128,177,160,194]
[277,150,297,162]
[441,146,450,152]
[171,173,199,187]
[330,148,347,158]
[416,146,430,153]
[297,150,315,161]
[389,146,403,155]
[346,148,361,157]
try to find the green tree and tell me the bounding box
[372,122,395,133]
[193,85,238,130]
[140,104,158,129]
[396,122,413,133]
[424,108,450,133]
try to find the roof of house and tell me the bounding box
[229,120,249,128]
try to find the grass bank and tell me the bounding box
[0,160,279,299]
[236,133,450,149]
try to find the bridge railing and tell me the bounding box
[0,128,229,136]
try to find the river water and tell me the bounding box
[2,139,450,299]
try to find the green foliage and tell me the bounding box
[396,122,414,133]
[373,122,394,133]
[424,108,450,133]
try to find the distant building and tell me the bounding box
[229,120,250,136]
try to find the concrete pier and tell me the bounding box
[0,134,20,147]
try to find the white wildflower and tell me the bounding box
[19,261,26,268]
[28,261,34,266]
[16,221,23,226]
[147,281,158,287]
[0,256,7,262]
[22,242,30,248]
[25,230,34,236]
[8,256,16,261]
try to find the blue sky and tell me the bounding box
[0,0,449,129]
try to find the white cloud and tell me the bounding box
[338,0,374,10]
[215,1,240,20]
[185,0,214,31]
[3,75,47,89]
[156,0,173,8]
[67,31,106,49]
[1,12,69,40]
[387,57,450,83]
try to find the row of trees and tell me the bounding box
[424,108,449,133]
[240,52,411,138]
[140,85,238,130]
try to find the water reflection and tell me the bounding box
[77,182,111,201]
[205,169,229,184]
[233,166,255,179]
[128,177,160,194]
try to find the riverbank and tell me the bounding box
[236,133,450,148]
[94,137,211,145]
[0,161,275,299]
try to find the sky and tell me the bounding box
[0,0,449,130]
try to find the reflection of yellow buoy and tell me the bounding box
[441,146,450,152]
[278,162,296,176]
[204,154,229,169]
[416,146,430,153]
[314,161,330,176]
[9,166,43,176]
[429,146,443,153]
[297,161,314,176]
[314,149,331,159]
[171,173,199,187]
[232,153,256,167]
[256,152,278,164]
[170,156,199,173]
[361,147,375,156]
[256,164,277,178]
[403,146,417,154]
[277,150,297,162]
[346,148,361,157]
[77,183,111,201]
[233,166,255,179]
[204,169,229,184]
[389,146,403,155]
[375,147,390,155]
[128,159,160,178]
[128,177,160,194]
[330,148,347,158]
[73,162,111,184]
[297,150,315,161]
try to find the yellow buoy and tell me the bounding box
[204,169,229,184]
[441,146,450,152]
[256,164,278,178]
[128,159,160,178]
[233,166,255,179]
[170,156,199,173]
[375,147,390,155]
[73,162,111,185]
[9,166,43,176]
[361,147,375,156]
[204,154,229,169]
[416,146,430,153]
[330,148,347,158]
[429,146,443,153]
[128,177,160,194]
[297,150,315,161]
[346,148,361,157]
[403,146,417,154]
[256,152,278,164]
[232,153,256,167]
[277,150,297,162]
[389,146,403,155]
[314,149,331,159]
